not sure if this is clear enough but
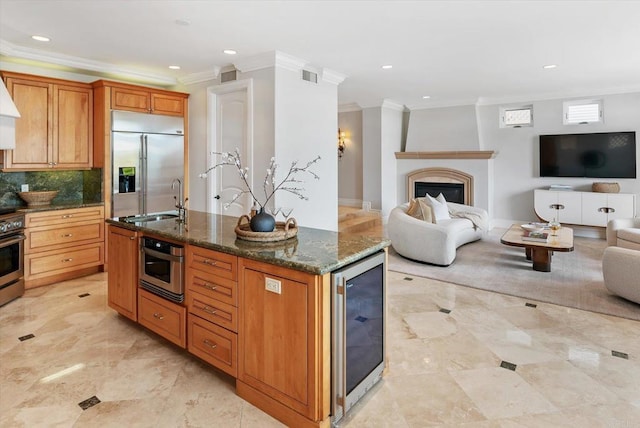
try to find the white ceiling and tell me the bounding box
[1,0,640,109]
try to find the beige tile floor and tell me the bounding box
[1,270,639,427]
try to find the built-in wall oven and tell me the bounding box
[139,236,185,303]
[0,210,25,306]
[331,250,386,425]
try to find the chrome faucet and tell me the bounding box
[171,178,188,221]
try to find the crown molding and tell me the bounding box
[338,103,362,113]
[179,68,221,86]
[476,86,640,106]
[321,68,346,85]
[0,39,177,86]
[381,99,405,111]
[234,50,308,73]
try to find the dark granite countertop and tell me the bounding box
[17,201,105,213]
[106,210,390,275]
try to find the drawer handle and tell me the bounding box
[598,207,615,213]
[196,304,217,315]
[61,214,73,218]
[201,282,217,291]
[153,312,164,320]
[61,258,73,262]
[549,204,565,210]
[202,259,217,266]
[203,339,217,349]
[129,236,136,240]
[61,233,73,237]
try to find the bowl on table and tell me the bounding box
[520,223,545,233]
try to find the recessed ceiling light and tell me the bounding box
[422,95,431,99]
[31,35,50,42]
[169,65,181,70]
[223,49,237,55]
[381,65,393,69]
[543,64,557,69]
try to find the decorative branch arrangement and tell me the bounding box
[199,149,321,211]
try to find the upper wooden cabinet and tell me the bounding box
[1,72,93,171]
[96,80,187,116]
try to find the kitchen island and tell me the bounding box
[105,210,390,428]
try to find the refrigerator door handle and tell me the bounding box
[140,134,147,214]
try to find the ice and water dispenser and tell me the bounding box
[118,167,136,193]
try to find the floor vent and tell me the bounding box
[302,70,318,83]
[221,70,237,83]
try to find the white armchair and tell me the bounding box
[606,217,640,250]
[603,246,640,304]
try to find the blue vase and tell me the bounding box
[250,208,276,232]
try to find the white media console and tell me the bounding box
[534,189,636,227]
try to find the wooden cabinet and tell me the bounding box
[107,225,138,321]
[534,189,582,224]
[186,245,239,376]
[138,288,186,348]
[1,72,93,170]
[534,189,636,227]
[581,193,636,226]
[237,257,330,426]
[24,206,105,288]
[110,85,185,116]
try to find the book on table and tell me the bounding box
[522,231,550,243]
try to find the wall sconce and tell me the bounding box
[338,128,346,159]
[0,78,21,149]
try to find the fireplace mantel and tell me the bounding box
[395,151,496,160]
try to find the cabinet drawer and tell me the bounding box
[25,242,104,279]
[138,289,186,348]
[187,246,237,281]
[188,315,237,377]
[25,220,104,253]
[187,269,237,306]
[26,206,104,227]
[188,291,237,332]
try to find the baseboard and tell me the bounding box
[338,198,362,208]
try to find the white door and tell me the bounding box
[207,81,253,216]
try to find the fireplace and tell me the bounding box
[415,182,465,204]
[407,167,474,205]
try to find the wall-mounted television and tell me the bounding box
[539,131,636,178]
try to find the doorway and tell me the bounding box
[206,79,254,216]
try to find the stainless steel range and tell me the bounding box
[0,208,25,306]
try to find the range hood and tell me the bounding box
[0,78,21,150]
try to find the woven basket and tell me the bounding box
[17,190,59,206]
[235,215,298,242]
[592,182,620,193]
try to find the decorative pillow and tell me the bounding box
[425,193,450,222]
[417,199,435,223]
[406,199,422,219]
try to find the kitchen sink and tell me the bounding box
[121,213,179,223]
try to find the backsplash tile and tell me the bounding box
[0,169,102,208]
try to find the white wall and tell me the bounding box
[273,67,338,231]
[479,93,640,223]
[180,79,217,212]
[338,110,363,203]
[406,105,481,151]
[362,107,382,211]
[380,105,403,218]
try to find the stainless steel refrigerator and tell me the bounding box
[111,110,184,217]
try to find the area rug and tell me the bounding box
[387,228,640,321]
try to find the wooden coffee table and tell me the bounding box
[500,224,574,272]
